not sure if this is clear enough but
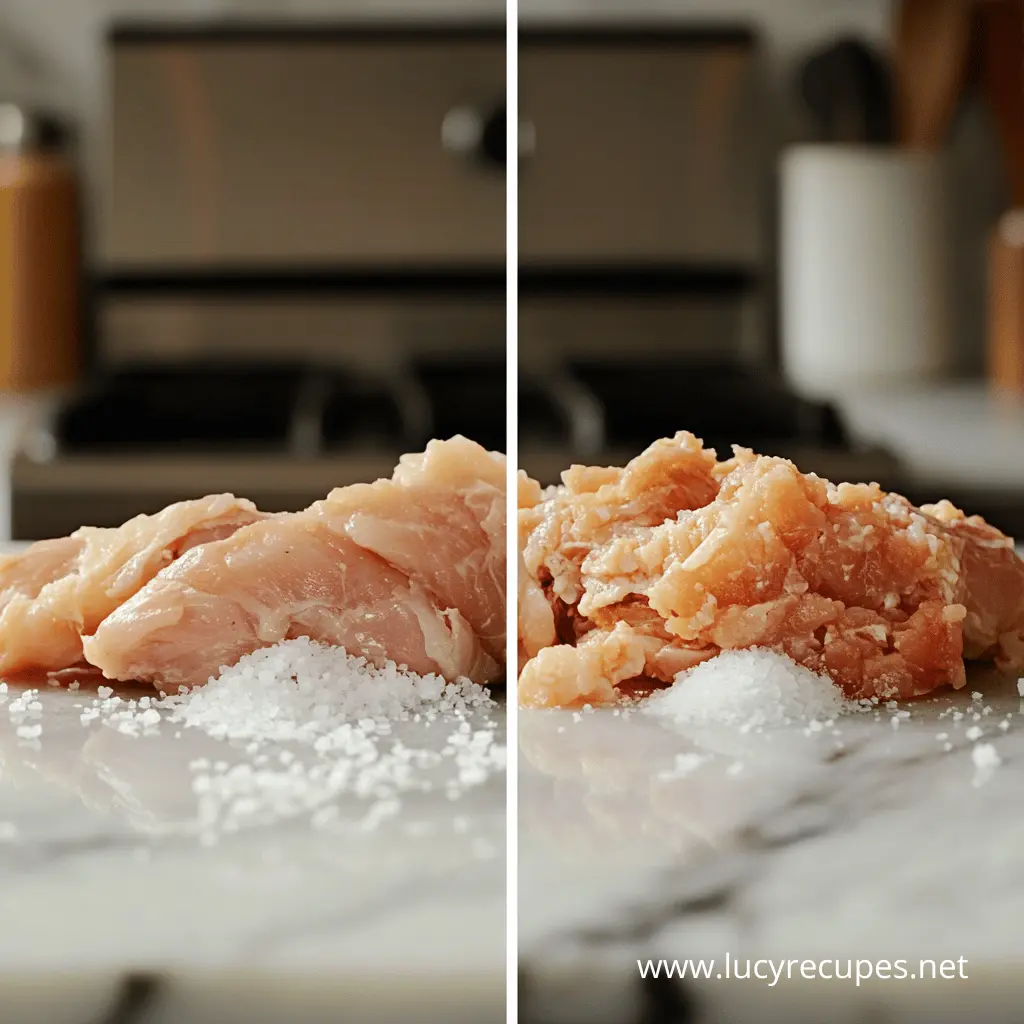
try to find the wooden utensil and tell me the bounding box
[988,211,1024,394]
[0,108,79,393]
[893,0,973,148]
[978,0,1024,205]
[799,38,895,145]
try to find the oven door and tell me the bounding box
[105,27,505,268]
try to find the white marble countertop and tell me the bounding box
[0,680,506,1023]
[519,669,1024,1023]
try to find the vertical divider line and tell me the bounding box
[505,2,519,1021]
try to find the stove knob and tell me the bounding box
[441,102,505,170]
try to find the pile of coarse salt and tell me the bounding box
[644,648,854,730]
[158,637,493,743]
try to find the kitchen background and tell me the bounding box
[1,0,1022,540]
[0,0,507,538]
[511,0,1023,538]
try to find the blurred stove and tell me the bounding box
[13,354,505,538]
[518,356,900,486]
[11,22,505,539]
[514,26,900,488]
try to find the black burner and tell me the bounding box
[566,358,849,455]
[321,375,404,450]
[56,362,306,453]
[413,356,507,452]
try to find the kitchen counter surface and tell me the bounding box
[0,679,506,1023]
[838,383,1024,491]
[519,669,1024,1023]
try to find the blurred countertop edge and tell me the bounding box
[0,972,504,1024]
[0,381,1019,542]
[836,382,1024,492]
[0,393,60,543]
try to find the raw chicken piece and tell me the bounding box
[83,517,497,688]
[518,438,1024,707]
[84,438,506,688]
[310,435,506,662]
[0,536,83,611]
[0,495,264,675]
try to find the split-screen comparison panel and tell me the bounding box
[0,2,1023,1023]
[0,15,506,1024]
[516,6,1024,1024]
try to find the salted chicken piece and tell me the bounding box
[518,472,555,671]
[920,499,1024,669]
[519,431,719,658]
[519,621,663,708]
[0,495,264,676]
[519,440,1024,707]
[83,438,506,689]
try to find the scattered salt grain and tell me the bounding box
[644,648,854,729]
[15,724,41,740]
[657,752,707,780]
[966,726,983,741]
[56,637,504,842]
[1000,720,1011,731]
[971,742,1001,786]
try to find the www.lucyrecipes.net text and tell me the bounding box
[638,955,970,987]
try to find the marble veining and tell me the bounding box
[0,683,505,1023]
[519,669,1024,1023]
